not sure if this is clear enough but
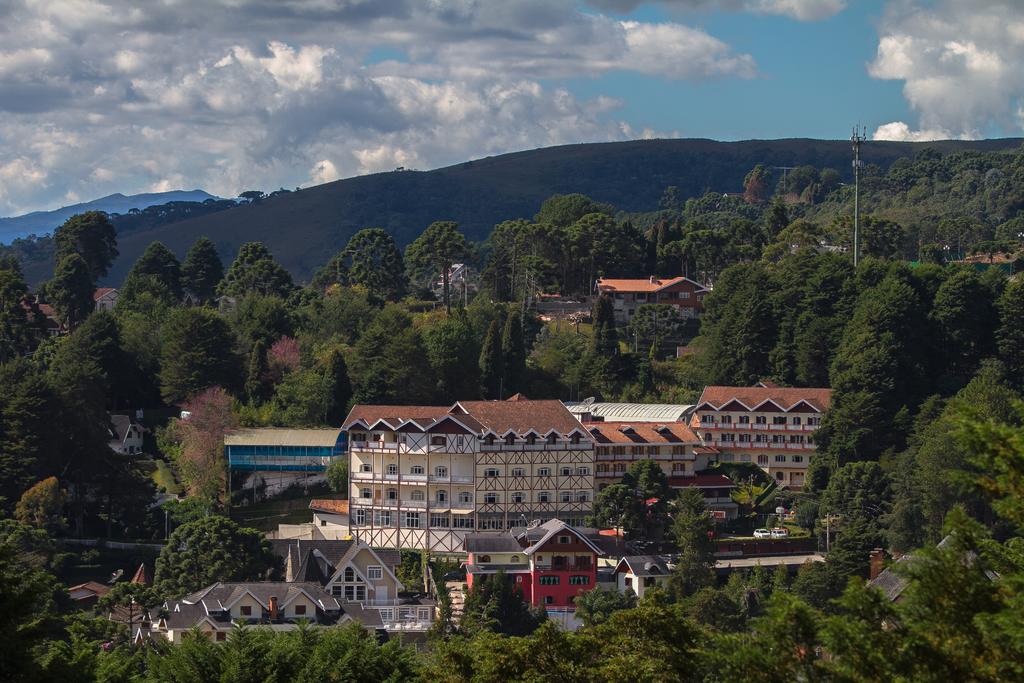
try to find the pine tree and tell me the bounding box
[218,242,293,298]
[591,293,618,356]
[53,211,118,283]
[159,308,242,404]
[479,318,504,399]
[997,276,1024,388]
[501,309,525,396]
[181,236,224,303]
[120,241,182,306]
[48,254,94,328]
[324,347,352,425]
[245,339,268,404]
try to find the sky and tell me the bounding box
[0,0,1023,216]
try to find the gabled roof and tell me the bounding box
[223,428,343,447]
[309,499,349,516]
[517,519,605,556]
[343,405,452,430]
[588,421,701,445]
[109,414,136,442]
[696,386,832,412]
[93,287,118,301]
[615,555,672,577]
[455,399,586,437]
[596,276,708,294]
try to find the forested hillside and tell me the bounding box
[6,137,1022,286]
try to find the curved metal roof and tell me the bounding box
[563,402,694,422]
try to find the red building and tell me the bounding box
[595,276,709,325]
[463,519,605,610]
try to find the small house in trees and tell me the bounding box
[93,287,119,311]
[463,519,606,614]
[613,555,673,599]
[108,414,144,455]
[595,276,708,325]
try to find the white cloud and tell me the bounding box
[871,121,955,142]
[869,0,1024,139]
[586,0,846,21]
[0,0,760,216]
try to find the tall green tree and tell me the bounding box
[159,308,242,403]
[48,254,94,328]
[404,221,467,313]
[478,317,504,399]
[120,241,182,301]
[326,228,406,302]
[424,311,479,402]
[501,309,526,396]
[0,257,39,363]
[245,339,269,404]
[590,293,618,357]
[670,487,716,597]
[460,571,547,637]
[154,516,278,595]
[348,305,433,404]
[218,242,294,298]
[180,236,224,303]
[697,263,776,385]
[931,268,997,386]
[997,275,1024,388]
[53,211,118,283]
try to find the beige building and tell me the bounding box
[691,385,831,489]
[343,398,594,552]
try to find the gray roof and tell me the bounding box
[224,428,342,447]
[463,534,524,553]
[618,555,672,577]
[164,582,353,630]
[270,540,403,587]
[109,414,135,442]
[564,401,694,422]
[867,535,998,602]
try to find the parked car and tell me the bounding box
[753,528,771,538]
[770,528,790,539]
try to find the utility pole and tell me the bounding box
[852,126,866,268]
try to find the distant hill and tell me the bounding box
[0,189,219,243]
[12,138,1024,286]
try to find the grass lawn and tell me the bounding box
[152,459,183,495]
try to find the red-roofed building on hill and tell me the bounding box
[691,383,832,489]
[596,276,709,325]
[585,421,737,519]
[93,287,119,311]
[343,399,594,552]
[463,519,605,613]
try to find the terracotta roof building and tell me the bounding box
[596,275,709,325]
[691,384,832,489]
[343,398,593,552]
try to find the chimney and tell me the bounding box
[269,596,279,621]
[869,548,886,580]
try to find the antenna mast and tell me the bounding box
[851,126,866,267]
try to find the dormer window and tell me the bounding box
[479,555,491,563]
[547,434,557,444]
[570,434,581,444]
[505,434,516,445]
[484,434,495,445]
[526,434,536,445]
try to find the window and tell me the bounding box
[354,509,366,525]
[387,488,398,500]
[559,535,571,544]
[374,510,392,527]
[505,434,516,445]
[561,491,571,502]
[775,455,786,463]
[360,488,371,499]
[511,492,524,503]
[430,514,449,527]
[537,467,550,477]
[792,455,804,463]
[576,491,589,502]
[511,555,521,563]
[367,566,383,580]
[538,491,551,503]
[434,466,448,478]
[453,516,475,529]
[216,631,227,641]
[387,464,398,475]
[544,596,554,605]
[721,415,732,424]
[526,434,536,445]
[321,519,328,526]
[547,434,557,444]
[484,434,495,445]
[560,467,571,476]
[485,468,500,478]
[430,435,445,446]
[808,417,820,426]
[757,455,769,465]
[484,493,498,504]
[344,567,356,582]
[512,467,525,477]
[613,463,627,473]
[672,445,686,455]
[436,490,447,503]
[241,605,252,616]
[571,434,581,444]
[379,608,393,621]
[456,435,465,447]
[701,415,714,424]
[776,472,785,481]
[344,585,366,601]
[721,433,735,442]
[539,576,560,585]
[612,446,626,456]
[360,463,372,472]
[773,416,786,425]
[569,575,590,585]
[458,491,473,503]
[577,466,590,475]
[672,463,687,472]
[790,435,804,443]
[792,416,802,425]
[739,434,751,442]
[646,446,659,456]
[631,446,644,456]
[739,415,750,424]
[352,432,366,442]
[772,435,784,444]
[411,465,424,475]
[404,511,421,528]
[755,416,767,424]
[596,464,609,473]
[295,604,307,615]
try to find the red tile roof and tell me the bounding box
[344,399,586,437]
[93,287,117,301]
[342,405,452,429]
[669,474,735,489]
[596,276,707,294]
[588,421,701,444]
[309,499,349,515]
[696,386,831,412]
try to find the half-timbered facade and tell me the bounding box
[343,398,594,552]
[691,385,831,489]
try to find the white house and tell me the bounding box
[108,415,144,455]
[613,555,673,599]
[93,288,119,311]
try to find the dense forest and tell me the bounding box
[1,142,1024,680]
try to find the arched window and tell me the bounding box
[344,567,355,582]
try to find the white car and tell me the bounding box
[753,528,771,539]
[770,528,790,539]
